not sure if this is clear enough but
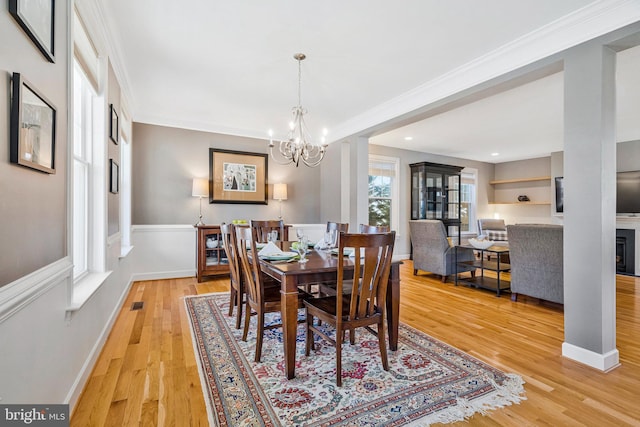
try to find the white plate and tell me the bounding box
[262,251,297,261]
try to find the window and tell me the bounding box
[368,155,399,232]
[460,168,477,233]
[68,8,110,313]
[72,62,95,279]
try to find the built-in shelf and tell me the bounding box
[489,176,551,185]
[489,201,551,205]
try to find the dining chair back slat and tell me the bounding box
[326,221,349,233]
[359,224,390,234]
[251,219,285,243]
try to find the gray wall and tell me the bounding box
[132,123,322,225]
[0,1,68,287]
[108,61,121,236]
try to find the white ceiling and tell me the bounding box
[98,0,640,164]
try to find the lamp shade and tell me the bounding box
[273,183,288,201]
[192,178,208,197]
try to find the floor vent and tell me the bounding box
[131,301,144,311]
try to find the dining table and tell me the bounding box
[256,242,402,380]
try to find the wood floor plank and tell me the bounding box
[71,263,640,426]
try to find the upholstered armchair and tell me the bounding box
[507,224,563,304]
[477,218,509,247]
[409,220,476,282]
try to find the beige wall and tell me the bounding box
[0,2,69,287]
[132,123,322,225]
[108,61,121,236]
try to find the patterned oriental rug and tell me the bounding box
[184,293,525,426]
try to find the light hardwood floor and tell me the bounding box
[71,261,640,426]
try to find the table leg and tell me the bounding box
[496,255,501,297]
[281,276,300,380]
[386,263,400,351]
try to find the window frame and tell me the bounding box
[460,168,478,234]
[368,154,400,233]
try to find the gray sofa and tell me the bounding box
[409,220,476,282]
[507,224,563,304]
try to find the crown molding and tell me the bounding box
[330,0,640,143]
[134,114,269,142]
[75,0,136,113]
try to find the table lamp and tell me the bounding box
[192,178,209,226]
[273,183,288,220]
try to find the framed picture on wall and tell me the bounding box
[109,104,119,144]
[110,159,119,194]
[10,73,56,174]
[209,148,268,204]
[9,0,55,63]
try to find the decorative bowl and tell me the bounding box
[468,238,494,250]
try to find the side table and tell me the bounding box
[455,245,511,297]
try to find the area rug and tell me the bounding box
[184,292,525,426]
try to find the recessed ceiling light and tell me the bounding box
[404,136,413,141]
[491,152,500,157]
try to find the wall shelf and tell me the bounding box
[489,176,551,185]
[489,201,551,205]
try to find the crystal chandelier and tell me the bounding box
[269,53,328,167]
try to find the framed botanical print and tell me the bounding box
[209,148,268,204]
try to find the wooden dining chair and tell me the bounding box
[304,231,396,386]
[250,219,285,244]
[359,224,390,233]
[235,226,306,362]
[220,223,246,329]
[327,221,349,233]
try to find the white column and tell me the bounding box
[348,137,369,230]
[562,43,619,371]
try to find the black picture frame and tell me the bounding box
[9,0,55,63]
[110,159,119,194]
[10,73,56,174]
[209,148,268,204]
[109,104,119,144]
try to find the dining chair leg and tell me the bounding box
[228,288,236,317]
[336,325,343,387]
[255,312,265,362]
[235,289,244,330]
[242,302,251,342]
[305,312,314,356]
[377,319,389,371]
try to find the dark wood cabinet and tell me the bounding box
[195,225,229,282]
[410,162,463,244]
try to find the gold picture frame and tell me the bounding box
[209,148,268,204]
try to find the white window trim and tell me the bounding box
[461,167,478,235]
[67,11,111,314]
[369,154,400,234]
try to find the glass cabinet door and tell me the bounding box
[444,173,460,220]
[426,172,443,219]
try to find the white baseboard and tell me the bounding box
[562,342,620,372]
[65,276,135,410]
